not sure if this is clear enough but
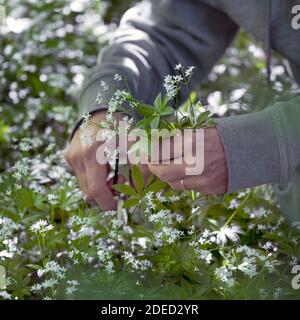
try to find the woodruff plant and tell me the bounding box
[1,65,299,300]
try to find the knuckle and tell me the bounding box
[87,183,101,198]
[157,170,170,182]
[168,182,180,190]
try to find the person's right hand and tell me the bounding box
[64,110,122,211]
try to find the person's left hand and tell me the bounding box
[148,127,228,195]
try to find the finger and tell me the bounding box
[169,175,209,192]
[73,160,89,196]
[84,154,117,211]
[148,159,186,182]
[150,132,185,164]
[108,174,126,196]
[64,150,89,196]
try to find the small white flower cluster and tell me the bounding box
[154,226,184,246]
[245,207,269,219]
[104,145,120,164]
[235,245,278,274]
[228,199,240,210]
[236,257,258,278]
[163,74,183,100]
[174,63,196,77]
[113,73,122,82]
[155,192,180,204]
[67,215,89,228]
[96,81,109,104]
[0,217,21,241]
[32,261,66,294]
[31,278,59,293]
[214,266,235,287]
[144,191,156,213]
[66,280,79,296]
[30,219,53,235]
[68,248,89,265]
[123,251,152,271]
[47,193,59,206]
[13,158,30,181]
[185,66,196,77]
[67,215,95,240]
[17,137,37,152]
[80,112,91,129]
[70,225,95,240]
[196,249,213,264]
[96,240,115,274]
[43,261,67,280]
[148,209,183,225]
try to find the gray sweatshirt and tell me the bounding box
[77,0,300,222]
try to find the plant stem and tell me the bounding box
[224,191,252,227]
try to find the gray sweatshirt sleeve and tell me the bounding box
[216,96,300,192]
[77,0,238,121]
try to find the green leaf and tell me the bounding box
[182,91,198,112]
[135,117,152,129]
[131,165,144,193]
[196,111,211,126]
[26,264,42,270]
[135,103,155,117]
[123,197,139,208]
[161,106,174,116]
[154,93,162,110]
[147,180,168,192]
[150,116,160,129]
[113,184,137,196]
[161,95,170,109]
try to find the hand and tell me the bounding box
[64,111,124,211]
[148,127,228,195]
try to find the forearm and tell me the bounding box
[76,0,238,120]
[216,96,300,192]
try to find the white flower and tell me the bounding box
[80,112,91,128]
[68,248,88,264]
[212,224,244,245]
[100,80,109,91]
[67,215,89,228]
[214,266,235,287]
[175,63,182,70]
[185,66,195,77]
[228,199,240,209]
[114,73,122,82]
[66,280,79,295]
[105,261,115,274]
[237,258,257,278]
[13,158,30,180]
[154,227,184,245]
[144,192,155,211]
[197,249,213,264]
[261,241,274,251]
[163,74,182,100]
[249,207,268,219]
[30,220,53,235]
[148,209,174,225]
[47,194,59,206]
[96,93,103,104]
[0,291,11,300]
[0,217,21,241]
[43,261,66,280]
